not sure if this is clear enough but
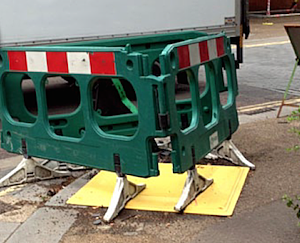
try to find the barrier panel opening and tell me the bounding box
[92,78,139,137]
[45,76,80,115]
[21,77,38,117]
[152,60,161,77]
[44,76,84,138]
[198,64,213,126]
[198,65,207,96]
[3,73,38,124]
[219,59,230,107]
[175,69,194,131]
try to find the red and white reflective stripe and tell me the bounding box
[177,37,225,69]
[7,51,116,75]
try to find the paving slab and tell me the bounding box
[239,106,297,124]
[9,183,49,202]
[6,207,78,243]
[0,204,37,223]
[0,222,20,243]
[191,200,300,243]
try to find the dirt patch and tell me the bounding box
[0,149,18,160]
[232,118,300,214]
[62,207,220,243]
[0,204,37,223]
[0,200,17,214]
[198,158,235,166]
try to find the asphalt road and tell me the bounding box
[238,41,300,95]
[235,16,300,107]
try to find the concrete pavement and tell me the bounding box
[5,208,78,243]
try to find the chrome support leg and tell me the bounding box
[0,157,71,187]
[103,175,146,223]
[174,167,213,212]
[215,140,255,170]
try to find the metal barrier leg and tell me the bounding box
[205,153,219,160]
[103,175,146,223]
[215,140,255,170]
[174,167,213,212]
[40,159,87,171]
[0,157,71,187]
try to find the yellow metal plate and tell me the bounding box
[67,164,249,216]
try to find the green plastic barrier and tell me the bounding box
[0,31,238,178]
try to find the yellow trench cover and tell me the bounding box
[68,164,249,216]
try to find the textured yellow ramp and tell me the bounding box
[67,164,249,216]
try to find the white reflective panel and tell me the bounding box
[26,52,48,72]
[67,52,91,74]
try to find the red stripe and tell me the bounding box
[46,52,69,73]
[199,41,209,62]
[89,52,116,75]
[216,37,225,57]
[8,51,27,71]
[177,46,190,69]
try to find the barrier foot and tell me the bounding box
[40,159,87,171]
[103,175,146,223]
[215,140,256,170]
[0,157,71,188]
[174,167,213,212]
[205,153,218,160]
